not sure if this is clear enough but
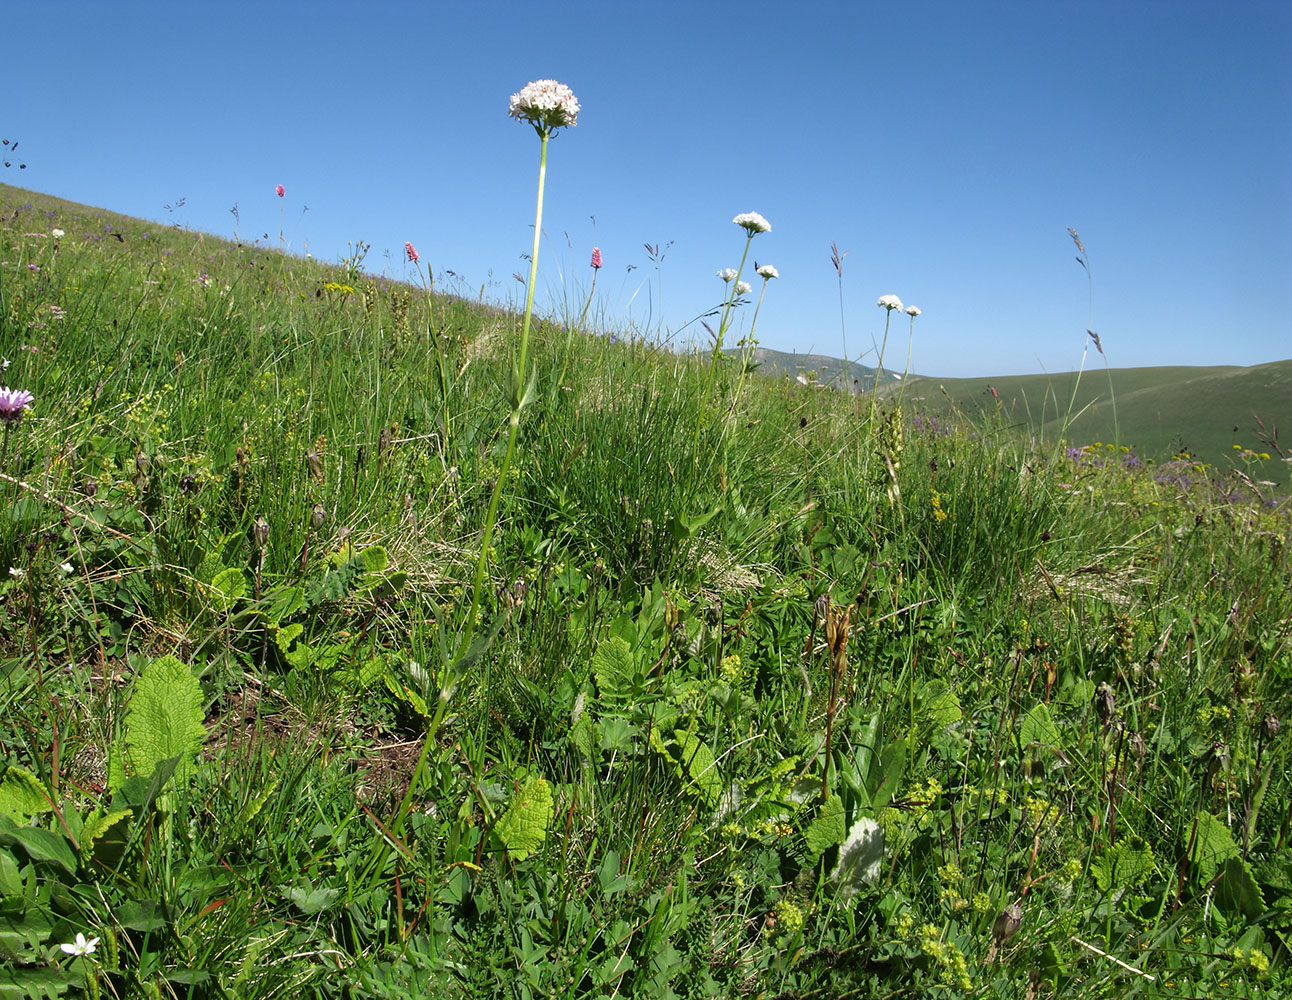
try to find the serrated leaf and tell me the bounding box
[592,636,636,703]
[805,793,845,856]
[79,808,132,867]
[122,655,207,790]
[0,765,52,822]
[1186,810,1240,885]
[210,567,246,610]
[274,622,305,655]
[1020,702,1060,749]
[1092,836,1155,891]
[494,777,553,862]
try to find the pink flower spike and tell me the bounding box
[405,242,419,264]
[275,184,285,198]
[590,247,602,270]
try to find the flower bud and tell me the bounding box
[992,903,1023,944]
[253,516,270,549]
[1263,714,1280,740]
[311,503,327,529]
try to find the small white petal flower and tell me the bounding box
[60,562,74,574]
[877,294,904,312]
[756,264,779,280]
[51,228,65,240]
[8,567,23,579]
[905,305,922,317]
[732,212,771,235]
[717,268,738,283]
[509,79,580,130]
[735,281,752,295]
[60,933,99,957]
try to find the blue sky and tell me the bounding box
[6,1,1289,377]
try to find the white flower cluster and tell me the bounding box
[51,228,65,240]
[877,294,904,312]
[509,79,580,129]
[733,212,771,234]
[717,268,738,282]
[905,304,922,317]
[756,264,779,280]
[736,281,752,295]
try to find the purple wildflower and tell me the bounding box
[0,387,35,423]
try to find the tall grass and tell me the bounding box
[0,180,1289,999]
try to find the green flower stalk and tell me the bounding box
[393,80,579,837]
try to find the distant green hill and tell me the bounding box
[893,362,1292,482]
[743,343,1290,482]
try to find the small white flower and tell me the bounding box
[732,212,771,235]
[1,358,8,371]
[877,294,904,312]
[717,268,738,283]
[8,567,23,579]
[905,304,922,317]
[60,562,74,574]
[60,933,99,957]
[509,79,580,130]
[756,264,779,280]
[51,228,65,240]
[735,281,752,295]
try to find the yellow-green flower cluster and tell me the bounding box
[931,489,949,522]
[775,900,805,933]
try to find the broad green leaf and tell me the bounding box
[0,765,52,822]
[0,820,76,876]
[1186,810,1240,885]
[832,816,884,899]
[592,636,636,703]
[274,622,305,655]
[122,655,207,790]
[674,729,721,807]
[210,567,246,610]
[494,777,553,862]
[805,793,845,856]
[1020,702,1060,749]
[922,684,962,730]
[357,545,388,573]
[1216,856,1265,919]
[262,585,305,622]
[1092,835,1155,891]
[0,849,21,896]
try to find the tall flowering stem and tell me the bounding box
[395,82,578,837]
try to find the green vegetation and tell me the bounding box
[1,180,1290,998]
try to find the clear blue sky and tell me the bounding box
[7,1,1289,377]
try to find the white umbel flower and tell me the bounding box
[877,294,904,312]
[735,281,752,295]
[732,212,771,235]
[51,228,65,240]
[509,79,580,130]
[756,264,779,280]
[905,304,922,317]
[717,268,738,282]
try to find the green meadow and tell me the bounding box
[1,178,1290,998]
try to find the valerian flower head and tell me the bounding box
[590,247,602,269]
[736,281,752,295]
[756,264,779,280]
[905,304,922,317]
[718,268,738,283]
[0,387,35,423]
[404,242,419,264]
[877,294,904,312]
[733,212,771,235]
[509,79,580,132]
[275,184,285,198]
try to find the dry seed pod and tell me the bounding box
[992,903,1023,944]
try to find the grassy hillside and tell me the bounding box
[1,181,1290,998]
[895,363,1292,481]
